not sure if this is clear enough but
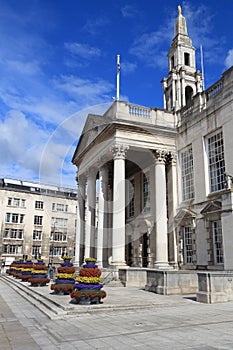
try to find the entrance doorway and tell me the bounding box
[142,233,148,267]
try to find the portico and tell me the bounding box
[72,101,177,270]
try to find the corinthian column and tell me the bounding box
[154,150,170,268]
[96,165,108,268]
[111,144,129,267]
[85,169,96,259]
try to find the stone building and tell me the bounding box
[72,6,233,274]
[0,178,77,266]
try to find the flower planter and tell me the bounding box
[70,257,106,305]
[51,256,75,296]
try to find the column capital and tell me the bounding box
[86,167,97,179]
[153,149,167,164]
[111,144,129,160]
[168,152,177,165]
[77,174,86,187]
[97,156,108,169]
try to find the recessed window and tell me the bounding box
[183,226,193,264]
[206,130,225,192]
[170,55,174,69]
[184,52,190,66]
[35,201,44,210]
[212,220,224,264]
[180,147,194,201]
[34,215,43,225]
[33,230,42,240]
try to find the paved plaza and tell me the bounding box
[1,275,233,349]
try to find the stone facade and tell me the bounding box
[0,178,77,266]
[72,6,233,278]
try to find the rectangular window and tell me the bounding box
[7,197,26,207]
[51,231,67,242]
[52,217,68,228]
[34,216,43,225]
[32,246,41,256]
[51,246,67,257]
[184,52,190,66]
[12,214,19,223]
[212,220,224,264]
[207,131,225,192]
[4,228,23,239]
[181,147,194,201]
[3,244,22,254]
[183,226,193,264]
[13,198,20,206]
[33,230,42,240]
[4,228,10,238]
[6,213,11,222]
[52,203,68,212]
[143,172,150,213]
[35,201,44,210]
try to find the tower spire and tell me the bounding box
[161,6,203,112]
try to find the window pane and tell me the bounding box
[183,226,193,264]
[208,131,225,192]
[181,148,194,201]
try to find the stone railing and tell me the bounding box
[206,79,223,100]
[128,105,151,118]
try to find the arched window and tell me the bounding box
[185,86,193,106]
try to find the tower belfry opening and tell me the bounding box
[161,5,203,112]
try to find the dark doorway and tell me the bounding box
[142,233,148,267]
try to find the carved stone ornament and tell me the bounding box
[111,144,129,160]
[154,149,167,164]
[168,152,177,165]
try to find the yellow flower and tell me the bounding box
[31,269,47,274]
[76,276,103,284]
[56,273,76,279]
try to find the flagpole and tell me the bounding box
[200,44,205,91]
[116,54,120,100]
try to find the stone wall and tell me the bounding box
[197,272,233,303]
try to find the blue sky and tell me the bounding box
[0,0,232,188]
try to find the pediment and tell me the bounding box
[200,201,222,215]
[174,208,196,221]
[72,113,108,163]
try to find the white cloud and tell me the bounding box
[64,42,101,59]
[225,49,233,68]
[53,75,114,106]
[83,17,109,35]
[121,5,138,18]
[121,61,137,74]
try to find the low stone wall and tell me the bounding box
[119,268,147,288]
[145,270,198,295]
[197,272,233,303]
[119,268,198,295]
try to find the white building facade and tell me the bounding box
[0,178,77,266]
[72,7,233,272]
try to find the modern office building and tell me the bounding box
[0,178,77,266]
[72,5,233,275]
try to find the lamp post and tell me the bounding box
[49,221,56,266]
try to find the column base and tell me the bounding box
[154,262,173,270]
[110,261,129,269]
